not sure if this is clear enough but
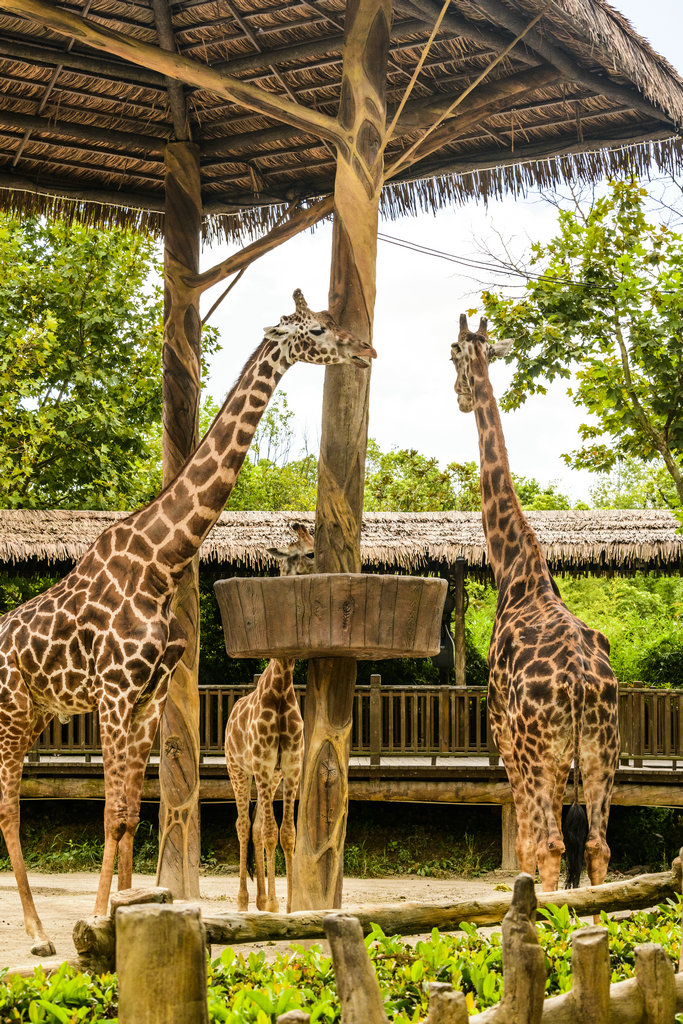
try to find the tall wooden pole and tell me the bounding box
[157,141,202,899]
[291,0,391,911]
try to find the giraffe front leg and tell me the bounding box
[0,708,55,955]
[95,702,132,916]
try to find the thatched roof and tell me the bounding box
[1,1,683,240]
[1,508,680,578]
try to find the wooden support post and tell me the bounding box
[453,557,467,687]
[501,803,519,872]
[370,673,381,767]
[291,0,390,912]
[498,874,545,1024]
[323,914,389,1024]
[571,926,610,1024]
[117,904,208,1024]
[157,141,202,899]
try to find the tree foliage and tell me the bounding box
[0,215,167,509]
[481,179,683,508]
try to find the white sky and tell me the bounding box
[198,1,683,504]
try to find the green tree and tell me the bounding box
[590,458,678,509]
[0,215,165,509]
[481,179,683,508]
[363,444,481,512]
[510,475,573,510]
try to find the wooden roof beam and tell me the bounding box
[211,18,431,77]
[0,36,167,88]
[0,0,346,145]
[151,0,190,140]
[466,0,673,126]
[201,65,557,160]
[394,125,677,185]
[0,108,167,153]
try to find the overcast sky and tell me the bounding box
[198,1,683,504]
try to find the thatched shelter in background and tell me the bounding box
[0,507,680,579]
[2,0,683,908]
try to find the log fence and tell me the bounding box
[30,681,683,766]
[101,864,683,1024]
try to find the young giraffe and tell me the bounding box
[0,291,375,956]
[450,315,619,892]
[225,522,314,914]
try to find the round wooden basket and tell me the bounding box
[213,573,447,660]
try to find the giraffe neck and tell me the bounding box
[130,338,290,578]
[470,349,552,592]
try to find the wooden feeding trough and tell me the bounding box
[214,574,447,660]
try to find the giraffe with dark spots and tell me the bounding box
[451,314,619,893]
[0,291,375,956]
[224,523,315,914]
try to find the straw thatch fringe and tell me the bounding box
[0,508,679,580]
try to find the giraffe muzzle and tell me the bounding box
[351,345,378,367]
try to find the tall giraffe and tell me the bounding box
[0,291,375,956]
[450,315,619,892]
[225,522,313,914]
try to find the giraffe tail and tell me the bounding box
[246,801,256,881]
[563,675,588,889]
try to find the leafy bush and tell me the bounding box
[635,636,683,689]
[1,901,681,1022]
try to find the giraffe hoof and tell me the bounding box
[265,899,279,914]
[31,938,56,957]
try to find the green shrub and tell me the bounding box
[1,901,681,1022]
[635,636,683,688]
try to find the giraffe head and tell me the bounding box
[264,289,377,368]
[267,522,316,577]
[450,314,513,413]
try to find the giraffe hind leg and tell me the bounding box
[228,764,253,912]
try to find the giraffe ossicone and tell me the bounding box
[225,522,314,914]
[452,314,619,894]
[0,290,373,956]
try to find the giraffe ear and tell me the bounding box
[487,339,513,361]
[263,322,289,341]
[267,546,288,559]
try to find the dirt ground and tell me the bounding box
[0,868,518,974]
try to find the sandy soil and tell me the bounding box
[0,868,518,974]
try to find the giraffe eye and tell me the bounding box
[309,327,325,336]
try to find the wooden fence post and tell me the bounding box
[370,673,381,767]
[571,926,610,1024]
[323,914,389,1024]
[498,874,545,1024]
[117,904,208,1024]
[635,943,675,1023]
[425,981,468,1024]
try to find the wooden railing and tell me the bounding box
[29,681,683,765]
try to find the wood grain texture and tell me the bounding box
[214,574,446,658]
[117,905,208,1024]
[292,0,390,911]
[158,142,202,899]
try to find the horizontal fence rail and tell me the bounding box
[29,681,683,767]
